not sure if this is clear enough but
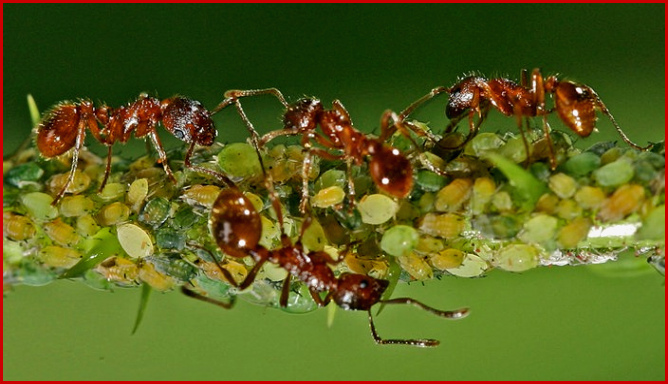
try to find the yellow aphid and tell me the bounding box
[138,260,176,291]
[76,214,100,237]
[430,248,465,270]
[47,170,90,195]
[311,186,346,209]
[59,195,94,217]
[418,213,466,239]
[471,177,496,215]
[397,252,434,281]
[117,223,154,258]
[96,202,130,226]
[556,199,582,221]
[548,173,577,199]
[535,193,560,215]
[243,192,264,213]
[301,217,328,252]
[344,252,389,280]
[182,184,221,208]
[598,184,645,222]
[574,186,607,210]
[435,178,473,212]
[38,246,81,268]
[98,182,126,202]
[3,212,35,241]
[557,217,592,248]
[95,256,140,285]
[490,191,513,212]
[127,178,149,212]
[201,259,248,286]
[415,235,445,254]
[43,218,80,246]
[357,194,398,225]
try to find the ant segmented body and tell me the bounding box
[182,168,468,347]
[396,68,654,168]
[212,88,414,212]
[36,93,217,204]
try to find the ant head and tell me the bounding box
[367,144,413,198]
[445,76,483,119]
[283,98,323,131]
[209,187,262,258]
[333,273,389,311]
[162,97,217,146]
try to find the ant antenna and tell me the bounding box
[367,298,469,347]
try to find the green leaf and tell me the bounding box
[60,227,123,278]
[132,283,152,335]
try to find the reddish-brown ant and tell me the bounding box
[35,93,217,204]
[182,166,469,347]
[211,88,414,212]
[395,68,654,169]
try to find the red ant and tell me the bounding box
[394,68,654,169]
[35,93,217,204]
[181,167,469,347]
[211,88,414,212]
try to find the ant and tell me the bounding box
[35,93,217,204]
[181,166,469,347]
[393,68,654,169]
[211,88,414,212]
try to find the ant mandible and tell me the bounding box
[181,166,469,347]
[36,93,217,205]
[394,68,654,169]
[211,88,414,212]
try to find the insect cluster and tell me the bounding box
[3,69,664,347]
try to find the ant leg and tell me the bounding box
[52,117,88,205]
[181,286,235,309]
[383,86,450,142]
[279,274,292,308]
[379,297,469,319]
[259,129,300,147]
[212,88,289,114]
[367,298,470,347]
[532,68,557,169]
[98,145,113,192]
[367,309,439,347]
[598,102,654,151]
[146,130,177,183]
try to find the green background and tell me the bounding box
[3,4,665,380]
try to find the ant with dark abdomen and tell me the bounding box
[393,68,654,169]
[182,162,469,347]
[211,88,414,213]
[35,93,217,205]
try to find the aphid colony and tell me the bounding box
[4,69,663,346]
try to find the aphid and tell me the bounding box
[395,68,653,169]
[95,256,140,286]
[35,93,217,204]
[3,212,36,241]
[43,218,80,246]
[212,88,414,212]
[182,167,468,347]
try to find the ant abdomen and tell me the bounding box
[367,145,413,199]
[36,101,95,158]
[548,81,598,137]
[209,187,262,258]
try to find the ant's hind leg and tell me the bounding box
[181,286,236,309]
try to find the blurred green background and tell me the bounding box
[3,4,665,380]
